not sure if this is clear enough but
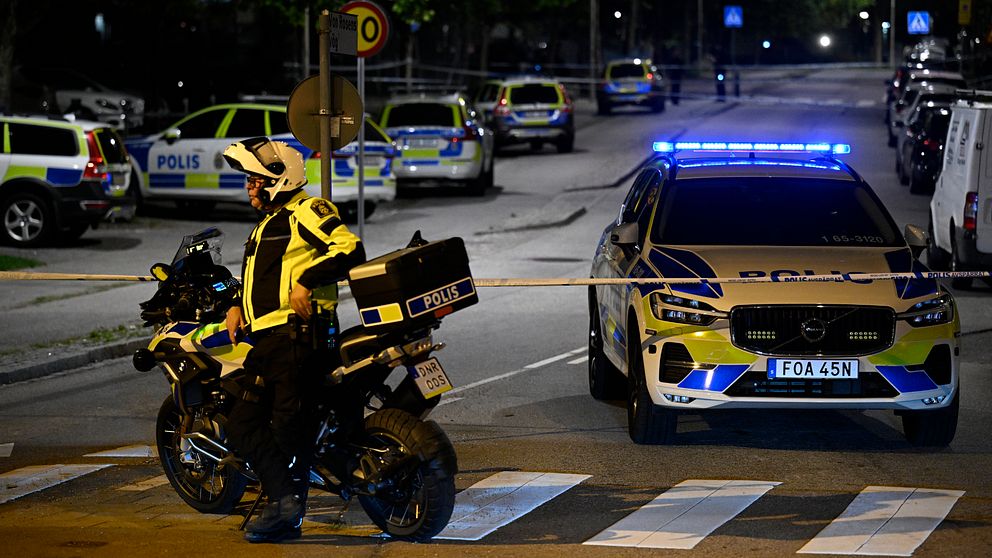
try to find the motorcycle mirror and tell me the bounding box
[150,263,172,282]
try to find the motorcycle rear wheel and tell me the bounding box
[156,396,249,514]
[358,408,457,541]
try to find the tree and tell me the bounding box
[0,0,18,112]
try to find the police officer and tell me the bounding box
[221,136,365,543]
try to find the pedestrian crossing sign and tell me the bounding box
[724,6,743,28]
[907,11,930,35]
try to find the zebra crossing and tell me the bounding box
[0,445,967,555]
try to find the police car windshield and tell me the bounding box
[651,177,903,247]
[385,103,456,127]
[609,64,646,79]
[509,84,559,104]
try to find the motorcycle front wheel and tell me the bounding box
[358,408,457,541]
[156,395,249,514]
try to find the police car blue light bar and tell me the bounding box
[652,141,851,155]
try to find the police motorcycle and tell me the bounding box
[133,227,478,541]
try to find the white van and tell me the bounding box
[928,91,992,288]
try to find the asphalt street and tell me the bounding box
[1,68,991,557]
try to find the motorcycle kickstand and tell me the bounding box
[239,490,266,531]
[333,499,352,525]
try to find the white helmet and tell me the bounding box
[223,136,306,202]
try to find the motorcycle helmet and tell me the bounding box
[223,136,306,204]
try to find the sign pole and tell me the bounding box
[318,11,334,201]
[889,0,896,68]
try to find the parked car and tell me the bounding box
[124,103,396,220]
[591,140,959,447]
[14,66,146,131]
[887,82,958,147]
[596,58,666,115]
[472,76,574,153]
[379,91,495,196]
[0,115,134,246]
[885,68,964,128]
[928,92,992,289]
[896,106,951,194]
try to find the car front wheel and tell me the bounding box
[626,317,677,444]
[901,390,958,447]
[588,289,624,400]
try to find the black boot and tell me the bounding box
[244,494,303,543]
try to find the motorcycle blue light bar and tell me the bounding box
[652,141,851,155]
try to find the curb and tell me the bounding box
[0,338,148,386]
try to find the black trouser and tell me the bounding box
[227,332,318,501]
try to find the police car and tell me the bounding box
[125,103,395,219]
[597,58,667,115]
[473,76,574,153]
[1,115,134,246]
[589,142,959,447]
[380,91,495,196]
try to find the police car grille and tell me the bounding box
[725,371,898,398]
[730,305,895,356]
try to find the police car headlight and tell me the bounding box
[896,294,954,327]
[650,293,727,326]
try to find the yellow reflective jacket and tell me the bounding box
[238,190,365,333]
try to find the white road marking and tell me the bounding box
[524,348,586,369]
[446,347,584,396]
[798,486,964,556]
[436,471,591,540]
[856,100,876,107]
[117,474,171,492]
[0,464,113,505]
[84,444,155,458]
[0,443,13,457]
[567,355,589,365]
[584,479,780,549]
[435,396,463,407]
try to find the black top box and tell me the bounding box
[348,237,478,331]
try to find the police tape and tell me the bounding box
[1,270,990,285]
[473,270,992,287]
[0,271,157,282]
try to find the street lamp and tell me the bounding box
[819,35,832,48]
[762,40,771,49]
[859,11,869,20]
[614,11,621,19]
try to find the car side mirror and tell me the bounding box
[163,128,181,144]
[610,222,639,253]
[904,224,928,260]
[150,263,173,282]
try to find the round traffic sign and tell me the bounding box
[286,74,363,152]
[340,1,390,58]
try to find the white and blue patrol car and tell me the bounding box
[125,103,395,219]
[590,142,959,447]
[1,115,134,246]
[380,92,495,196]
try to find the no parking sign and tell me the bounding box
[340,1,390,58]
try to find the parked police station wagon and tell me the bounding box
[589,141,960,447]
[380,91,495,196]
[1,115,133,247]
[125,103,395,219]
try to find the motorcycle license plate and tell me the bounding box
[408,357,452,399]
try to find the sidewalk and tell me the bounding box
[0,334,151,386]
